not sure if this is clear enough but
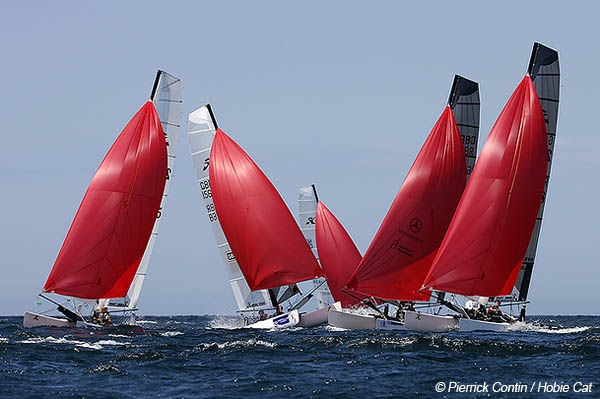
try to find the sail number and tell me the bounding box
[206,204,218,222]
[200,180,212,199]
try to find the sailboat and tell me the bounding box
[188,105,306,323]
[320,75,480,330]
[198,111,333,328]
[24,70,182,328]
[408,42,560,332]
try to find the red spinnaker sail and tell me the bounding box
[44,101,167,299]
[315,202,364,307]
[422,76,547,297]
[346,106,466,301]
[209,129,322,291]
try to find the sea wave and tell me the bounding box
[196,339,277,351]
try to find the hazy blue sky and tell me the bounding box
[1,2,597,315]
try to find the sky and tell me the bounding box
[1,1,598,316]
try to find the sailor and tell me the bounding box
[258,310,268,320]
[275,305,284,316]
[92,307,113,327]
[487,300,502,320]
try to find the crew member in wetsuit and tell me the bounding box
[92,307,113,327]
[258,310,268,320]
[275,305,284,316]
[487,300,502,321]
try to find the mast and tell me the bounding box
[127,70,182,309]
[513,43,560,301]
[187,105,271,311]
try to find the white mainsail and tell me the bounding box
[188,105,271,311]
[126,71,182,309]
[298,185,334,308]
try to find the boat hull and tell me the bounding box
[459,318,511,332]
[328,308,376,330]
[248,309,300,329]
[375,319,405,330]
[23,312,75,328]
[298,302,341,328]
[404,311,458,332]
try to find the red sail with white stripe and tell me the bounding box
[43,101,167,299]
[422,75,547,297]
[209,129,322,291]
[315,202,364,307]
[346,106,466,301]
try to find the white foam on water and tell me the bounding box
[0,337,8,343]
[207,316,245,330]
[133,320,157,325]
[325,325,348,332]
[17,336,130,350]
[108,334,130,338]
[160,331,183,337]
[197,339,277,350]
[507,321,591,334]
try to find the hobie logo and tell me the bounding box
[306,217,315,225]
[226,251,236,262]
[203,157,210,171]
[409,218,423,234]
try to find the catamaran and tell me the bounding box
[319,75,481,330]
[407,42,560,332]
[190,106,337,328]
[23,70,181,328]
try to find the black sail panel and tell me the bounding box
[448,75,480,181]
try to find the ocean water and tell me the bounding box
[0,315,598,398]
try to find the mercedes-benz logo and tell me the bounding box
[409,217,423,233]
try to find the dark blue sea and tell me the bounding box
[0,315,598,398]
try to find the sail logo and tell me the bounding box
[203,157,210,171]
[306,217,316,225]
[409,218,423,233]
[226,251,236,262]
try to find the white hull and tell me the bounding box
[248,309,300,329]
[328,308,376,330]
[459,318,511,332]
[298,302,341,328]
[375,318,405,330]
[404,311,458,332]
[23,312,75,328]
